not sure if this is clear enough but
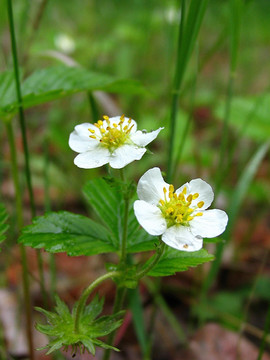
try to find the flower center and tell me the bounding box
[88,114,134,151]
[158,185,204,228]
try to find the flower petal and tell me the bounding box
[189,178,214,209]
[162,225,203,252]
[137,167,169,205]
[74,147,110,168]
[109,144,146,169]
[134,200,167,236]
[69,129,98,153]
[190,209,228,238]
[130,127,164,146]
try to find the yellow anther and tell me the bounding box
[163,187,167,194]
[98,120,103,126]
[103,115,109,120]
[128,118,132,124]
[176,215,183,222]
[159,199,165,206]
[100,128,106,134]
[187,216,194,221]
[182,187,187,195]
[183,244,189,249]
[197,201,204,208]
[166,207,174,215]
[88,129,95,134]
[89,135,96,139]
[178,193,184,201]
[113,123,117,128]
[187,194,193,202]
[173,193,178,200]
[169,192,173,199]
[94,122,100,128]
[120,114,125,120]
[106,126,111,130]
[196,212,203,217]
[127,124,134,133]
[193,193,199,199]
[123,125,128,130]
[169,184,174,192]
[187,208,193,214]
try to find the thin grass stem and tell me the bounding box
[5,122,34,360]
[167,0,209,182]
[7,0,47,309]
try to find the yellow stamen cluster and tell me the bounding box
[159,185,204,228]
[88,114,134,151]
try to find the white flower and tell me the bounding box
[69,115,163,169]
[134,167,228,252]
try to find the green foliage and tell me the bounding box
[0,203,9,246]
[83,177,157,253]
[0,66,146,119]
[18,177,156,257]
[36,295,124,355]
[147,247,214,277]
[215,94,270,142]
[194,291,245,326]
[19,211,116,256]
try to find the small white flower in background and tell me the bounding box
[69,115,163,169]
[54,33,75,54]
[134,167,228,252]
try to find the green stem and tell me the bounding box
[136,241,166,280]
[119,168,129,265]
[5,122,34,360]
[74,271,121,333]
[7,0,47,308]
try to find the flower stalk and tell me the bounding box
[74,271,121,334]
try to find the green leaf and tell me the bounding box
[0,66,147,118]
[36,296,124,356]
[83,178,122,245]
[0,203,9,245]
[19,211,117,256]
[148,247,214,277]
[83,177,157,253]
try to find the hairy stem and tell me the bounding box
[136,241,165,280]
[74,271,121,333]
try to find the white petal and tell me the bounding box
[74,147,110,169]
[189,178,214,209]
[69,129,98,153]
[130,127,164,146]
[190,209,228,238]
[74,123,96,138]
[162,225,203,252]
[134,200,167,236]
[106,116,137,134]
[137,167,169,205]
[109,144,146,169]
